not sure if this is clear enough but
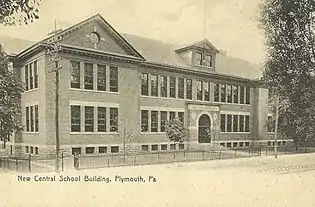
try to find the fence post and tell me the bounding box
[61,153,64,172]
[28,154,31,172]
[108,155,110,167]
[249,147,251,156]
[15,158,18,171]
[266,147,268,156]
[234,149,237,157]
[202,151,205,159]
[260,146,262,156]
[219,150,222,159]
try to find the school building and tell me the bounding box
[0,14,290,156]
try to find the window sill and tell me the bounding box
[194,64,214,70]
[140,95,190,101]
[24,88,38,93]
[70,132,119,135]
[214,102,251,106]
[140,132,166,135]
[220,132,250,134]
[69,88,120,95]
[25,132,40,135]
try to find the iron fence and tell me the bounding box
[1,145,315,172]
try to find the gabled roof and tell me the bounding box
[175,39,220,53]
[0,14,262,80]
[122,34,261,79]
[11,14,145,60]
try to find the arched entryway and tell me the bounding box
[198,114,211,143]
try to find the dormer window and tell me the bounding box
[195,51,213,68]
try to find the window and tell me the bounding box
[151,74,158,96]
[204,82,210,101]
[84,106,94,132]
[245,115,250,132]
[240,86,245,104]
[239,142,244,147]
[170,77,176,98]
[24,61,39,91]
[227,115,232,132]
[160,75,167,97]
[227,142,232,148]
[233,142,238,148]
[268,116,275,133]
[30,106,34,132]
[151,145,158,151]
[71,106,81,132]
[170,144,176,150]
[179,144,185,150]
[86,147,95,154]
[245,142,250,147]
[160,111,167,132]
[29,63,33,90]
[178,112,184,123]
[110,108,118,132]
[220,114,226,132]
[26,107,30,132]
[233,85,239,104]
[111,146,119,153]
[71,61,80,89]
[186,79,192,100]
[84,63,93,90]
[161,144,167,151]
[141,73,149,96]
[34,105,39,132]
[220,84,226,102]
[141,110,149,132]
[197,81,202,100]
[239,115,244,132]
[233,115,238,132]
[169,112,176,121]
[141,145,149,151]
[25,65,29,91]
[97,107,106,132]
[205,54,212,67]
[34,61,38,89]
[195,52,203,66]
[99,146,107,153]
[214,83,220,102]
[72,147,81,155]
[109,66,118,92]
[26,146,29,153]
[151,111,158,132]
[227,85,232,103]
[30,147,34,154]
[245,86,251,104]
[97,65,106,91]
[35,147,38,155]
[178,78,184,99]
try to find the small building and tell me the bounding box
[0,14,289,156]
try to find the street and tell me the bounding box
[0,153,315,207]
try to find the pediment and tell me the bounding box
[44,14,144,60]
[175,39,219,54]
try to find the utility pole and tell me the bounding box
[274,93,280,159]
[47,20,63,172]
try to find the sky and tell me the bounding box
[0,0,265,65]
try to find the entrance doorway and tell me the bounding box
[198,114,211,143]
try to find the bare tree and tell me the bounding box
[113,116,140,162]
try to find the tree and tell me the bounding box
[0,49,24,149]
[165,118,188,147]
[0,0,42,25]
[113,116,140,162]
[259,0,315,147]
